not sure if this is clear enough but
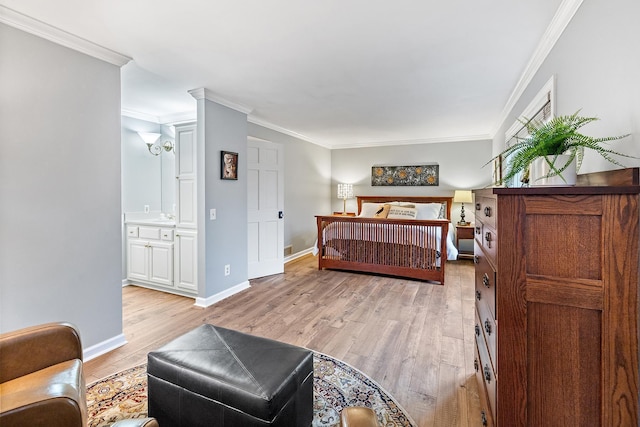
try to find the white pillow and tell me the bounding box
[359,203,384,217]
[387,206,418,219]
[413,203,443,220]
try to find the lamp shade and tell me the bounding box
[453,190,473,203]
[337,183,354,200]
[138,132,161,146]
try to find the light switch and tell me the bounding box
[210,208,216,220]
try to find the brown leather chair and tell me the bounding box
[340,406,380,427]
[0,322,157,427]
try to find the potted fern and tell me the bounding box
[493,111,634,186]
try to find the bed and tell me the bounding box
[315,196,458,284]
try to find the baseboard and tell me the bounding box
[194,280,251,308]
[285,247,315,263]
[83,333,127,362]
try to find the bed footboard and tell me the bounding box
[315,215,449,284]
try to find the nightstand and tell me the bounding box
[455,224,474,259]
[333,212,356,216]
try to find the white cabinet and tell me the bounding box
[127,225,174,288]
[175,230,197,292]
[175,123,197,229]
[126,224,196,296]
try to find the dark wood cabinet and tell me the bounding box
[473,168,640,426]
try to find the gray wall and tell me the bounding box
[200,99,249,296]
[331,139,493,223]
[0,24,123,348]
[493,0,640,171]
[249,123,332,253]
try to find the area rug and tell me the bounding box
[87,351,415,427]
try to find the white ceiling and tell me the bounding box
[1,0,572,148]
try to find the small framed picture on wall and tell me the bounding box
[221,151,238,180]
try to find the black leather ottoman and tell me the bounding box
[147,324,313,427]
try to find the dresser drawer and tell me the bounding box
[475,195,496,229]
[475,344,495,427]
[475,310,497,420]
[477,304,497,372]
[474,243,496,319]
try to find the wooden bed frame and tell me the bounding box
[316,196,454,284]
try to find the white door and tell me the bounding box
[247,138,284,279]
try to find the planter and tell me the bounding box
[529,154,577,186]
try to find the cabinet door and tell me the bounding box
[175,230,197,292]
[127,240,149,281]
[175,123,197,229]
[149,242,174,286]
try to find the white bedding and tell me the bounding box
[313,220,459,261]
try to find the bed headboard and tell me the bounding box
[356,195,454,220]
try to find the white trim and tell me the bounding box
[194,280,251,308]
[505,75,556,140]
[248,116,331,148]
[121,108,197,125]
[83,333,127,361]
[188,88,253,114]
[121,108,161,124]
[491,0,583,137]
[0,5,131,67]
[331,133,493,150]
[285,247,315,264]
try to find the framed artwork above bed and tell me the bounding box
[371,164,439,186]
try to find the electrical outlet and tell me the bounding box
[210,209,216,220]
[144,205,150,213]
[224,264,230,276]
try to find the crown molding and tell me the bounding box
[329,133,493,150]
[121,108,161,123]
[0,5,131,67]
[121,108,197,126]
[248,116,331,148]
[490,0,584,138]
[188,88,253,114]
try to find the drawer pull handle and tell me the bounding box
[484,365,492,383]
[481,411,488,426]
[474,357,479,372]
[483,273,490,288]
[475,290,481,301]
[474,255,480,264]
[475,203,481,211]
[475,324,481,337]
[484,206,492,217]
[484,232,492,242]
[475,226,481,235]
[484,319,492,335]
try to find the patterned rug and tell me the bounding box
[87,352,415,427]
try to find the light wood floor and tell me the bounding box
[84,255,481,427]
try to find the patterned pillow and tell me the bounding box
[387,206,418,219]
[374,204,391,218]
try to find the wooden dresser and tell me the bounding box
[473,168,640,426]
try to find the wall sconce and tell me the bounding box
[138,132,162,155]
[453,190,473,226]
[337,183,354,215]
[138,132,174,156]
[161,140,174,153]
